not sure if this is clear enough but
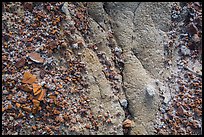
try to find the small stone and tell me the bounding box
[187,22,198,35]
[28,52,44,63]
[12,132,18,135]
[176,106,184,116]
[9,116,14,121]
[40,69,46,79]
[3,90,9,95]
[163,92,171,104]
[146,85,156,97]
[85,124,90,129]
[15,58,26,68]
[163,113,168,119]
[46,5,51,11]
[29,114,34,118]
[23,2,33,12]
[192,33,200,43]
[158,130,168,135]
[120,99,128,108]
[180,45,190,56]
[114,47,122,53]
[72,43,79,49]
[155,79,160,86]
[3,34,10,41]
[123,119,132,128]
[32,126,37,130]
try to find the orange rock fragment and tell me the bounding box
[22,106,32,112]
[63,114,69,120]
[46,106,52,112]
[7,94,12,100]
[32,108,38,114]
[55,91,60,95]
[51,29,57,35]
[27,37,33,42]
[7,104,12,110]
[38,106,42,111]
[59,84,63,89]
[53,109,60,115]
[45,126,51,132]
[33,83,42,96]
[17,111,24,118]
[16,103,21,108]
[22,71,37,84]
[32,99,40,108]
[194,108,202,116]
[32,126,37,130]
[2,107,5,112]
[37,89,46,101]
[56,17,60,22]
[123,119,132,128]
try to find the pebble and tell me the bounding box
[146,85,156,97]
[122,119,132,128]
[3,90,9,95]
[163,92,171,104]
[119,99,128,109]
[29,114,34,119]
[114,46,122,53]
[9,116,14,121]
[155,79,160,86]
[187,22,198,35]
[180,45,191,56]
[12,132,18,135]
[176,106,185,116]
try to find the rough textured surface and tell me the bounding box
[97,2,173,135]
[2,2,201,135]
[82,48,124,135]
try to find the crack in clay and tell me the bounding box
[131,49,151,76]
[92,75,105,99]
[132,2,141,28]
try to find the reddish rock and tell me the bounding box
[123,119,132,128]
[46,5,51,11]
[23,2,33,12]
[47,41,57,50]
[85,124,90,129]
[187,23,198,35]
[40,69,46,79]
[15,58,26,68]
[176,106,185,116]
[192,33,200,43]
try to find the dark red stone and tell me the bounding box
[23,2,33,12]
[15,58,26,68]
[187,23,198,35]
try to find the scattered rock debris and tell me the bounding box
[155,2,202,135]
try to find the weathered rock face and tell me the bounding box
[81,48,124,135]
[86,2,173,135]
[2,2,175,135]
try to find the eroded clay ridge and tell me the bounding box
[2,2,202,135]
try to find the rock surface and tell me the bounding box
[3,2,201,135]
[90,2,173,135]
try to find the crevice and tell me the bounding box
[132,2,141,26]
[92,75,104,99]
[131,48,149,73]
[120,69,134,135]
